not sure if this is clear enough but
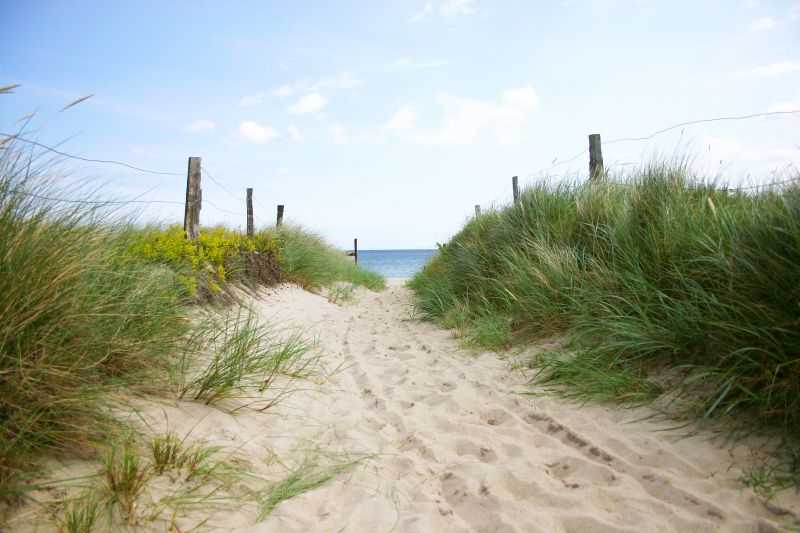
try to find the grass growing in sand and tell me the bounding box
[175,306,318,407]
[276,225,386,292]
[0,137,382,527]
[409,161,800,489]
[0,145,189,499]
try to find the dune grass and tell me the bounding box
[0,146,189,499]
[269,225,385,292]
[175,306,318,407]
[410,162,800,487]
[0,137,355,524]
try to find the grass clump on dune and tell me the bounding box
[0,146,189,499]
[410,161,800,487]
[0,139,327,524]
[269,224,385,292]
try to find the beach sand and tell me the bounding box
[10,280,800,531]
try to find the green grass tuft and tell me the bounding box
[0,143,189,499]
[410,161,800,488]
[268,225,385,292]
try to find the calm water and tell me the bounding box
[355,249,438,278]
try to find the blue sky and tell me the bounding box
[1,0,799,248]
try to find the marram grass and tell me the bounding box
[0,146,189,497]
[0,137,380,523]
[410,161,800,488]
[274,224,385,292]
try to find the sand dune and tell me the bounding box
[232,280,798,532]
[10,280,799,532]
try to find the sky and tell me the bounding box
[1,0,799,249]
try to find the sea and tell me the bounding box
[355,249,438,279]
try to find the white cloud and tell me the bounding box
[734,59,800,78]
[184,119,215,133]
[239,74,359,109]
[309,73,361,92]
[287,125,304,143]
[382,87,538,146]
[384,106,419,133]
[410,0,478,22]
[751,17,777,31]
[286,93,329,114]
[229,121,279,145]
[791,3,800,20]
[439,0,477,17]
[410,3,434,21]
[239,95,264,107]
[274,84,294,98]
[392,58,454,69]
[502,87,540,110]
[768,94,800,112]
[239,85,294,107]
[329,124,349,144]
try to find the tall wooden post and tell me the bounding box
[276,204,284,227]
[246,188,254,238]
[589,134,604,179]
[512,176,520,204]
[184,157,202,240]
[475,204,481,216]
[354,238,358,264]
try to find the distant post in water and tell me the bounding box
[475,204,481,216]
[184,156,202,240]
[512,175,520,204]
[354,238,358,264]
[589,133,604,179]
[276,204,284,227]
[246,188,254,238]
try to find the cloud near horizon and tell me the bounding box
[382,87,539,146]
[228,120,279,145]
[751,16,776,31]
[286,93,329,114]
[734,59,800,78]
[410,0,478,22]
[239,74,360,109]
[287,125,304,143]
[183,118,215,133]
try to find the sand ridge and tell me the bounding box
[232,280,798,532]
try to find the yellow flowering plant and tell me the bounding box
[130,225,281,299]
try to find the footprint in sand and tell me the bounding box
[388,344,411,351]
[454,439,498,463]
[439,381,456,392]
[479,408,512,426]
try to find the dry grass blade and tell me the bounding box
[60,94,94,112]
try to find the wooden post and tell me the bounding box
[589,133,604,179]
[246,188,254,238]
[354,238,358,264]
[512,176,519,204]
[276,204,284,227]
[475,204,481,216]
[184,157,201,240]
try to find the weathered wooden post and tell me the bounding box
[246,188,254,238]
[512,176,519,204]
[475,204,481,216]
[589,133,604,179]
[276,204,284,227]
[354,238,358,264]
[184,157,201,240]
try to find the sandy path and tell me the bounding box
[235,280,798,532]
[9,280,799,532]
